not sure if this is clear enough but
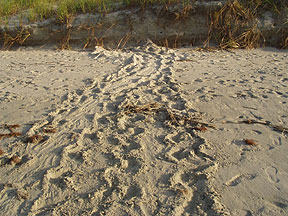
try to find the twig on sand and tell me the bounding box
[240,119,288,133]
[225,119,288,134]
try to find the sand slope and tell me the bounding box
[0,44,287,215]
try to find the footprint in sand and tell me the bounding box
[124,185,142,200]
[270,134,283,146]
[234,209,252,216]
[225,174,256,187]
[265,166,280,183]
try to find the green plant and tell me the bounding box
[0,0,287,49]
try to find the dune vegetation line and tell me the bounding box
[0,0,287,49]
[0,0,287,23]
[1,0,180,22]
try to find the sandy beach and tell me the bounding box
[0,43,287,215]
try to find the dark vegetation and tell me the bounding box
[0,0,287,49]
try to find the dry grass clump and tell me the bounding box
[206,0,288,49]
[2,28,31,50]
[206,0,263,49]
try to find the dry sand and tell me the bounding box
[0,43,287,215]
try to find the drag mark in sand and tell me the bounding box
[0,43,223,215]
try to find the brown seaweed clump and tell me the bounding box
[245,139,257,146]
[10,155,21,165]
[26,134,43,144]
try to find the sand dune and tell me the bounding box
[0,44,287,215]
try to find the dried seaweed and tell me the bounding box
[0,124,51,145]
[0,124,22,140]
[224,119,287,134]
[10,132,22,137]
[239,119,288,134]
[121,103,215,129]
[0,134,10,140]
[9,155,21,165]
[6,124,20,131]
[244,139,257,146]
[0,155,22,166]
[42,128,57,133]
[193,126,208,132]
[25,135,43,144]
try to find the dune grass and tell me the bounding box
[0,0,287,49]
[0,0,182,22]
[0,0,286,23]
[0,0,119,22]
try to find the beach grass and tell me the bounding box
[0,0,182,22]
[1,0,286,22]
[0,0,287,49]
